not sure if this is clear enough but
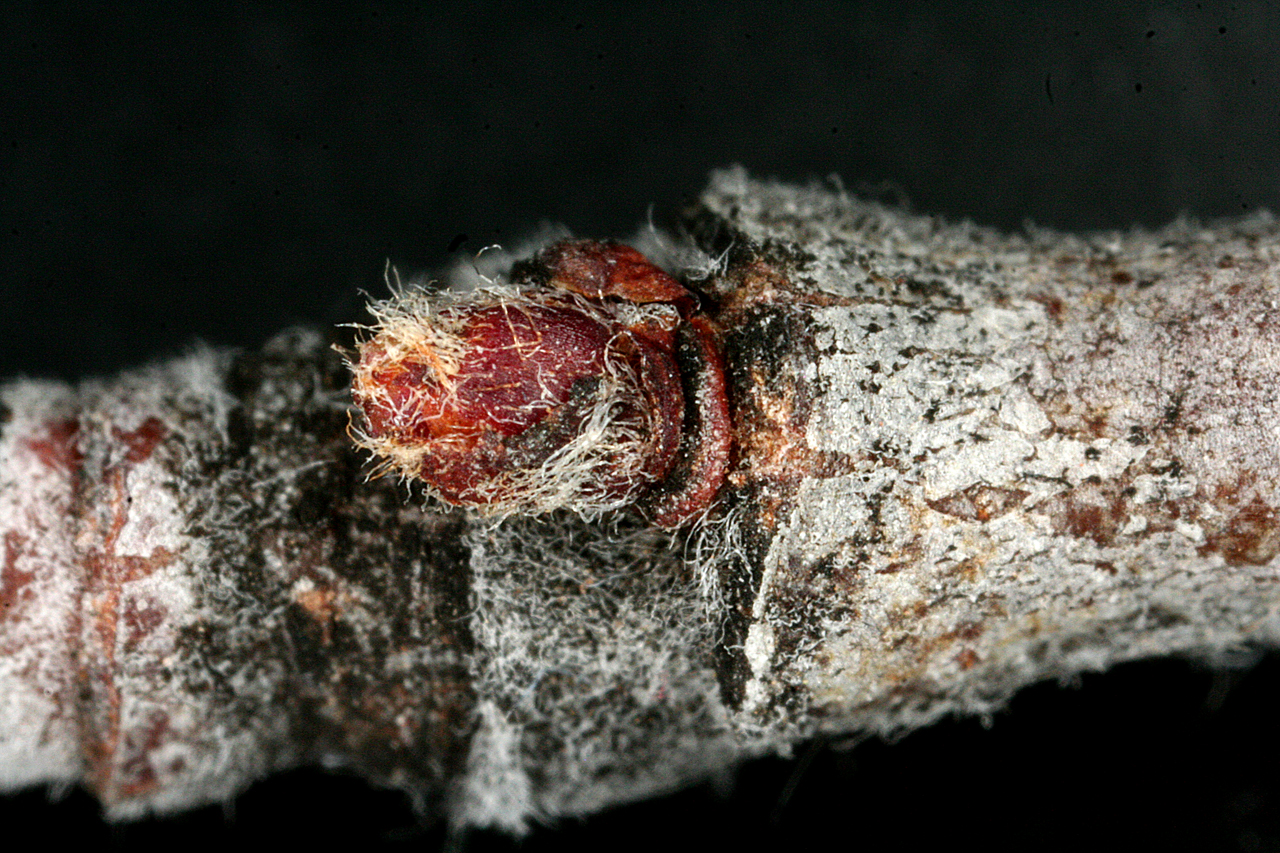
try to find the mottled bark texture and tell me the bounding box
[4,168,1280,831]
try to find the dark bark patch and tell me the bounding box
[1200,496,1280,566]
[0,531,35,619]
[1037,478,1134,547]
[121,594,168,652]
[112,417,166,465]
[180,332,478,811]
[24,418,82,474]
[927,484,1030,522]
[115,709,171,798]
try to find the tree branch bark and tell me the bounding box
[4,168,1280,832]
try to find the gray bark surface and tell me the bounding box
[3,168,1280,831]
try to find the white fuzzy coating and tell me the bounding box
[0,380,82,791]
[695,168,1280,738]
[457,513,743,832]
[348,283,678,520]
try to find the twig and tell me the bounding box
[4,168,1280,832]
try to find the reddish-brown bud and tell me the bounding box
[525,239,694,308]
[347,240,731,527]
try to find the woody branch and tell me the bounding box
[2,168,1279,832]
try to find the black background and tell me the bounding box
[5,2,1280,850]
